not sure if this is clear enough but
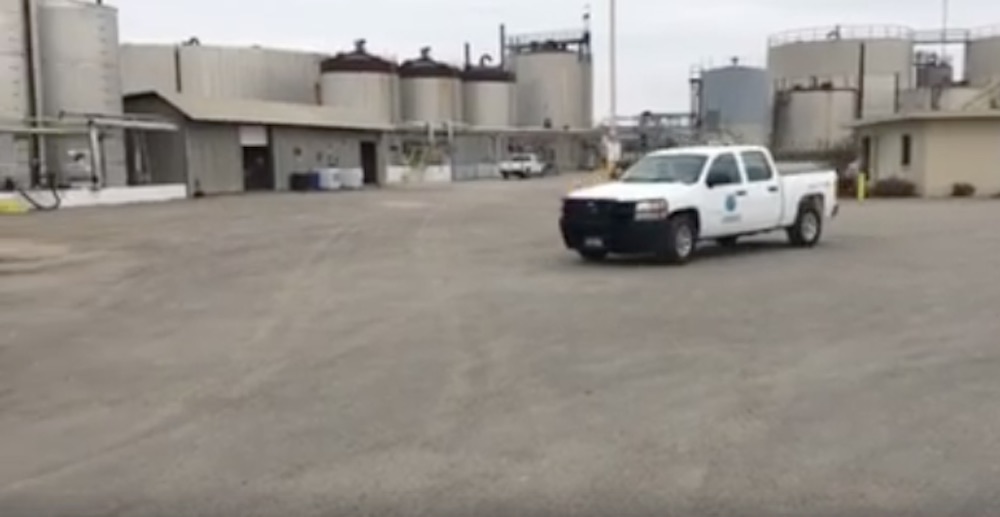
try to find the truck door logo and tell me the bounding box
[725,194,738,212]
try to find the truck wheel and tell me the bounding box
[658,214,698,265]
[716,236,739,247]
[501,172,510,180]
[578,249,607,262]
[787,204,823,247]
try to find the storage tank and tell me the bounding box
[698,61,771,145]
[399,47,461,124]
[121,42,325,103]
[319,39,398,125]
[768,25,914,123]
[461,57,514,127]
[511,40,590,129]
[773,88,857,155]
[0,0,30,183]
[966,25,1000,88]
[37,0,126,184]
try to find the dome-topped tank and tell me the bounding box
[461,55,514,127]
[320,39,398,124]
[399,47,462,124]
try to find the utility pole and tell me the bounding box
[941,0,949,56]
[608,0,618,137]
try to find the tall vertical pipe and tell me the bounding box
[22,0,46,186]
[608,0,617,136]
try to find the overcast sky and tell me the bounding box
[116,0,1000,118]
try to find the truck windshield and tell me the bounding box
[619,154,708,184]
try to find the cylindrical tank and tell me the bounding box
[773,88,857,155]
[119,43,176,94]
[320,40,398,125]
[699,62,771,145]
[511,42,589,129]
[0,0,29,123]
[966,26,1000,88]
[37,0,126,184]
[461,61,514,127]
[399,48,462,124]
[0,0,30,183]
[768,25,914,122]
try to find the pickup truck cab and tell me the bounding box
[560,145,838,264]
[500,153,549,179]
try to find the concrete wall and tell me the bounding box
[269,127,382,190]
[923,119,1000,196]
[860,117,1000,196]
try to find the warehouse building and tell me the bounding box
[123,91,391,194]
[853,111,1000,197]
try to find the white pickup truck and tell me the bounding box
[500,153,549,179]
[559,145,838,264]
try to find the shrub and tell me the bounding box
[951,183,976,197]
[871,177,917,198]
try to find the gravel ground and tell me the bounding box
[1,177,999,517]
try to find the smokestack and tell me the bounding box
[499,24,507,66]
[464,42,471,67]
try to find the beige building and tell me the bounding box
[853,111,1000,197]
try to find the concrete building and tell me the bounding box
[123,91,391,194]
[853,111,1000,197]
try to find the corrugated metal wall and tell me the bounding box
[451,133,503,180]
[269,127,381,190]
[185,123,242,194]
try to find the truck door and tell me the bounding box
[738,150,783,231]
[701,152,752,238]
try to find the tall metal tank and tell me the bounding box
[461,56,514,127]
[0,0,30,183]
[965,25,1000,88]
[398,47,462,124]
[37,0,126,184]
[319,39,398,125]
[773,88,857,155]
[768,25,914,123]
[510,39,590,129]
[698,61,771,145]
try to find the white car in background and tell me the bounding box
[559,145,838,264]
[499,153,549,179]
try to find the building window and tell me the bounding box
[901,134,911,167]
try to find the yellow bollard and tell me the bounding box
[856,172,867,201]
[0,198,29,214]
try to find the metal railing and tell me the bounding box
[768,25,915,46]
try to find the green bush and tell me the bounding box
[951,183,976,197]
[871,177,918,198]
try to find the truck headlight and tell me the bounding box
[634,199,669,221]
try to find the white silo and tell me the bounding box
[399,47,462,124]
[319,39,398,125]
[37,0,126,185]
[0,0,31,184]
[461,58,515,127]
[966,25,1000,88]
[768,25,914,155]
[698,60,771,145]
[509,35,592,129]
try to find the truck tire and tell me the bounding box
[787,203,823,247]
[578,249,607,262]
[658,214,698,265]
[501,171,510,180]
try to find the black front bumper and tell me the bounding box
[559,200,670,254]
